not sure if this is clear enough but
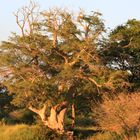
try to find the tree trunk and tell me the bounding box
[28,101,68,133]
[71,103,75,128]
[53,30,58,48]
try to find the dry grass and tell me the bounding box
[0,124,38,140]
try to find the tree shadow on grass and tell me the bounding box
[73,128,102,139]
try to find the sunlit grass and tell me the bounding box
[1,124,140,140]
[0,124,38,140]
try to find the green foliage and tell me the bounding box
[0,84,13,121]
[0,86,12,108]
[35,125,64,140]
[101,19,140,91]
[0,5,107,116]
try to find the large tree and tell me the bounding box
[0,1,129,133]
[1,2,104,132]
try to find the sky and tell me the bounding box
[0,0,140,42]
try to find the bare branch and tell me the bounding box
[14,0,40,36]
[123,37,133,48]
[28,106,39,114]
[69,49,84,66]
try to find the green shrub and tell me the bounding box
[34,125,63,140]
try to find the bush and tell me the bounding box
[35,125,63,140]
[75,117,95,127]
[93,93,140,139]
[9,109,34,124]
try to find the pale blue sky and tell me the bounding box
[0,0,140,41]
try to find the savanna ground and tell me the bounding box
[1,124,140,140]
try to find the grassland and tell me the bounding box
[0,124,140,140]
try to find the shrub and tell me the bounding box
[34,125,63,140]
[93,93,140,139]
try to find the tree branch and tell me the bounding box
[75,74,102,88]
[28,103,47,121]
